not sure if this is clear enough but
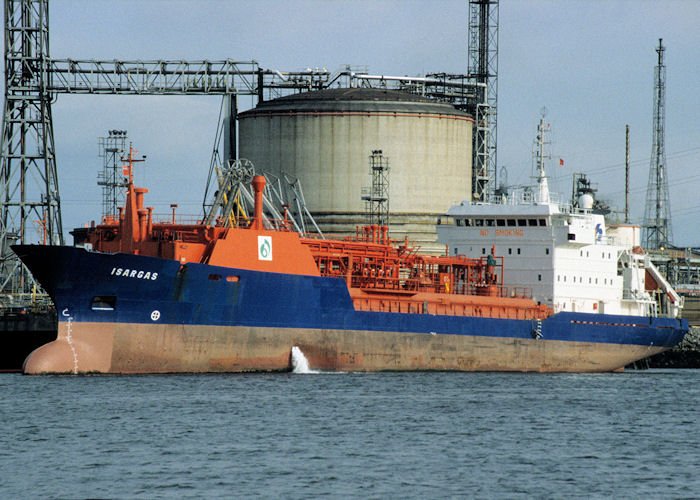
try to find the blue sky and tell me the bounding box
[23,0,700,245]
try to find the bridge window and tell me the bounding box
[507,219,516,227]
[496,219,506,227]
[517,219,527,227]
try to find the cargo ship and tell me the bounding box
[14,147,686,373]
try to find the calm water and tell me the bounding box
[1,370,699,499]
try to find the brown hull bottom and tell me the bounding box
[23,321,667,374]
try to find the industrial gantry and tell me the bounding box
[0,0,496,305]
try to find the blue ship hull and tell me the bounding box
[15,245,688,374]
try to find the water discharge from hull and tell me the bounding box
[291,346,318,374]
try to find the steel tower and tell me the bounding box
[643,39,672,249]
[362,150,390,227]
[0,0,62,299]
[468,0,498,202]
[97,130,129,220]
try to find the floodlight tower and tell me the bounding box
[468,0,498,202]
[97,130,129,220]
[362,150,390,227]
[643,38,672,249]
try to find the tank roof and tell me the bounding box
[239,87,471,118]
[267,88,437,103]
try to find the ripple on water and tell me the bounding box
[0,370,699,498]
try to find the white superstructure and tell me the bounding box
[437,117,682,319]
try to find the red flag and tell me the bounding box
[559,158,564,166]
[122,165,130,177]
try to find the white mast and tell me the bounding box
[534,110,551,204]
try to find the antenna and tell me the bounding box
[625,124,630,224]
[468,0,499,202]
[121,144,146,186]
[643,39,672,249]
[533,110,551,205]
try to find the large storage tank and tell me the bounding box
[237,88,473,252]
